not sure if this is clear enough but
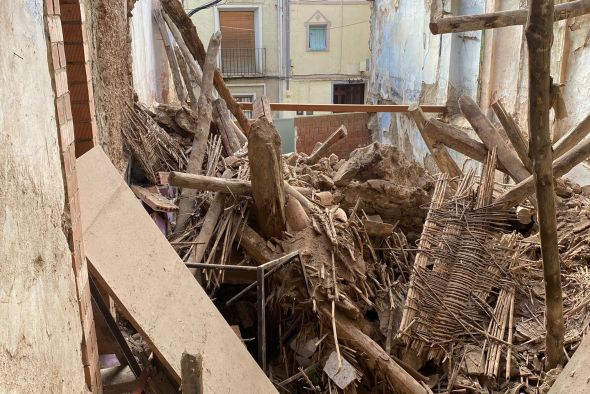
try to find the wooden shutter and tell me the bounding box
[219,11,255,49]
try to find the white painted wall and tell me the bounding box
[0,1,87,391]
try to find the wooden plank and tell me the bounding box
[131,185,178,212]
[430,0,590,35]
[77,147,276,393]
[239,103,447,113]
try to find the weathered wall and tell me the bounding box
[369,0,590,173]
[131,0,173,105]
[0,1,87,392]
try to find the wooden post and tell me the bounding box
[526,0,564,369]
[181,352,203,394]
[248,117,287,238]
[492,100,532,172]
[154,9,186,102]
[305,125,348,164]
[430,0,590,34]
[161,0,251,133]
[408,104,463,177]
[173,32,221,237]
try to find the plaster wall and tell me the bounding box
[0,1,87,391]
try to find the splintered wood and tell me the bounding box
[399,150,520,367]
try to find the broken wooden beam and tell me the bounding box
[430,0,590,34]
[459,96,530,183]
[131,185,178,213]
[409,104,508,173]
[319,306,427,394]
[553,111,590,158]
[160,0,250,133]
[526,0,564,369]
[248,117,287,238]
[169,172,252,195]
[408,104,462,177]
[212,98,242,155]
[495,135,590,207]
[305,125,348,165]
[492,100,532,172]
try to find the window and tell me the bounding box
[233,94,255,119]
[333,83,365,104]
[308,25,327,51]
[219,10,265,75]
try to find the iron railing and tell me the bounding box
[220,48,266,76]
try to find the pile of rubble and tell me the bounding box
[112,2,590,393]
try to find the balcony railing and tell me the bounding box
[220,48,266,77]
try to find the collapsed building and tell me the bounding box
[4,0,590,393]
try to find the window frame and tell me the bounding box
[307,23,329,52]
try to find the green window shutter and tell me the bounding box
[308,25,327,51]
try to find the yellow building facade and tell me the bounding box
[184,0,371,117]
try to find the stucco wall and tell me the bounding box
[0,1,87,392]
[369,0,590,175]
[289,1,370,77]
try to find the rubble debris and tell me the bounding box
[323,351,361,389]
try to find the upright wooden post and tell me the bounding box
[248,103,287,238]
[526,0,564,369]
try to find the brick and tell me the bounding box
[67,63,88,83]
[47,16,63,43]
[51,43,60,70]
[58,42,67,68]
[64,43,86,63]
[53,0,61,15]
[46,0,54,16]
[60,121,75,147]
[56,95,67,125]
[62,23,83,43]
[71,102,91,121]
[60,3,82,22]
[55,69,69,97]
[73,120,96,140]
[70,82,89,102]
[75,140,95,157]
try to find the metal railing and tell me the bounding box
[220,47,266,76]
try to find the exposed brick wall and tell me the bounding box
[45,1,101,392]
[295,112,372,159]
[59,0,98,157]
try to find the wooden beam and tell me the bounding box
[494,134,590,208]
[239,103,447,113]
[526,0,564,369]
[169,172,252,195]
[552,112,590,158]
[459,96,531,183]
[154,9,186,102]
[430,0,590,35]
[492,100,532,172]
[417,109,509,173]
[160,0,250,133]
[173,32,221,238]
[408,105,462,177]
[305,125,348,164]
